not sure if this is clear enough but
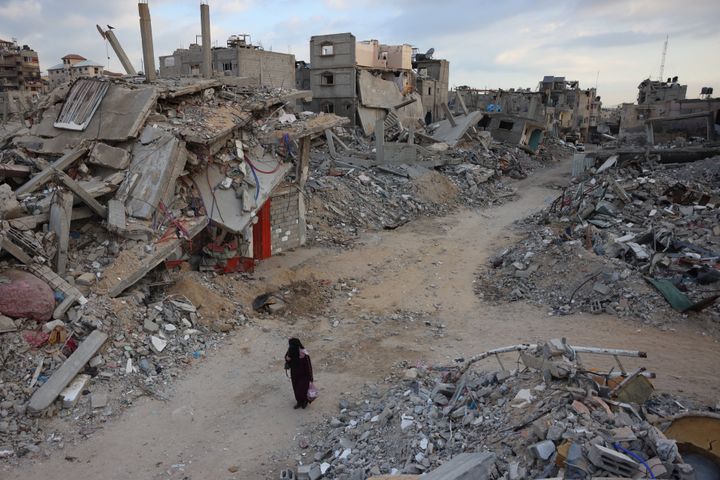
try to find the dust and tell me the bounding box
[95,247,144,294]
[167,276,236,330]
[409,171,459,205]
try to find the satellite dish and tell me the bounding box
[425,48,434,59]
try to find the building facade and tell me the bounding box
[637,77,687,105]
[538,75,601,142]
[159,36,295,89]
[0,39,42,92]
[47,54,104,90]
[307,33,449,128]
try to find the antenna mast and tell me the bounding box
[658,35,668,81]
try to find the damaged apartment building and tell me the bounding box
[449,87,547,153]
[159,34,295,89]
[619,76,720,144]
[538,75,601,142]
[302,33,449,135]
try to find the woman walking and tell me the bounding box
[285,338,313,409]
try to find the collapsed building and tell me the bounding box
[159,34,295,89]
[303,33,449,135]
[619,76,720,145]
[538,75,601,143]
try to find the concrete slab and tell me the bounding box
[424,452,496,480]
[88,142,131,169]
[121,129,187,219]
[60,374,91,409]
[429,111,484,147]
[31,85,157,150]
[192,160,290,234]
[28,330,107,413]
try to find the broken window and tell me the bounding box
[321,44,334,56]
[499,120,514,130]
[223,62,233,72]
[321,72,334,85]
[428,87,432,95]
[322,103,334,113]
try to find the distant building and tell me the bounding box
[159,35,295,88]
[413,55,449,125]
[637,77,687,105]
[0,38,42,92]
[47,54,105,89]
[538,75,601,142]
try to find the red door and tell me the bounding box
[252,199,272,260]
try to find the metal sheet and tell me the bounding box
[54,79,109,131]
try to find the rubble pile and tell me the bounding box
[0,77,348,461]
[297,339,714,480]
[304,132,567,247]
[477,155,720,328]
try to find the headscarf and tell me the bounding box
[288,337,304,362]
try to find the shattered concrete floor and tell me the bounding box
[3,157,719,480]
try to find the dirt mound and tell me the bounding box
[168,276,237,331]
[408,171,459,205]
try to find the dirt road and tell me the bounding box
[8,159,719,480]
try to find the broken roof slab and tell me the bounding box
[429,111,484,147]
[118,127,187,220]
[192,159,291,234]
[30,84,158,153]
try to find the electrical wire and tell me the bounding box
[246,160,260,200]
[612,443,656,479]
[244,154,280,174]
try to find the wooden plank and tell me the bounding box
[325,129,337,158]
[441,103,457,127]
[299,137,311,188]
[9,207,93,231]
[49,189,74,275]
[0,164,31,177]
[15,146,88,196]
[28,330,108,413]
[0,236,32,264]
[56,170,108,218]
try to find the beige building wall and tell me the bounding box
[381,44,412,70]
[237,49,295,88]
[356,40,381,68]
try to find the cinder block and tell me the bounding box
[587,444,639,477]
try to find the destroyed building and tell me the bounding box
[538,75,601,142]
[0,39,42,93]
[412,50,449,125]
[619,76,720,144]
[638,76,688,105]
[306,33,447,135]
[159,34,295,88]
[46,54,105,90]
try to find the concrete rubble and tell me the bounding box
[292,339,716,479]
[0,74,350,459]
[477,153,720,328]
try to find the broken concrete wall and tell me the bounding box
[270,186,305,254]
[237,49,295,89]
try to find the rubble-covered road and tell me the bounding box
[5,157,719,480]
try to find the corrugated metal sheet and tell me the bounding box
[54,78,109,131]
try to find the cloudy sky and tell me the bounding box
[1,0,718,105]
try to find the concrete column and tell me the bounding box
[138,2,156,82]
[49,189,74,275]
[97,25,137,75]
[200,3,212,79]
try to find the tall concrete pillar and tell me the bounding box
[96,25,137,75]
[200,3,212,78]
[138,2,156,82]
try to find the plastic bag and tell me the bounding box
[308,382,318,403]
